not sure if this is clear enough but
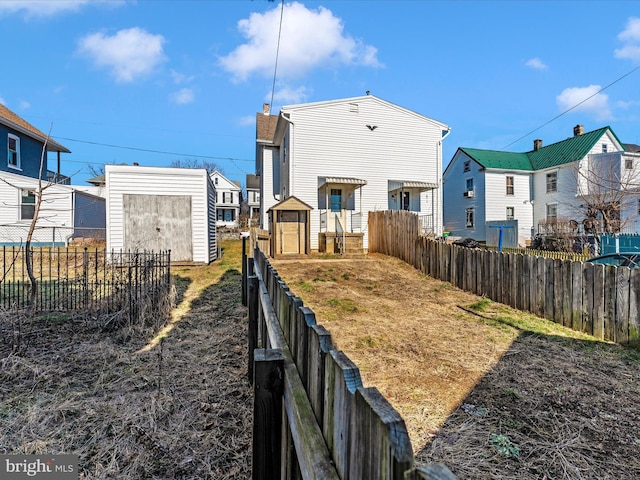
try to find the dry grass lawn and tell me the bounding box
[272,252,640,480]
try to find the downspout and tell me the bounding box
[278,112,294,200]
[437,128,452,235]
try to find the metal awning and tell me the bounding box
[388,180,438,192]
[318,177,368,188]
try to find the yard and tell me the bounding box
[2,240,639,479]
[0,240,252,479]
[271,253,640,480]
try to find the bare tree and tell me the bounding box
[170,158,222,175]
[574,153,640,237]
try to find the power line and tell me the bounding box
[52,136,254,162]
[502,63,640,150]
[268,0,285,114]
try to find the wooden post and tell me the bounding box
[248,275,259,384]
[253,348,285,480]
[242,236,247,306]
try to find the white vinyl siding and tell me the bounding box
[106,165,215,263]
[281,96,448,249]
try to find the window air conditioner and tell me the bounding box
[464,190,474,198]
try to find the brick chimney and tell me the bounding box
[573,124,584,137]
[263,103,270,115]
[533,139,543,151]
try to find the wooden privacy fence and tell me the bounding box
[244,246,457,480]
[369,210,640,346]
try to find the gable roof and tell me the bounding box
[457,126,622,173]
[268,195,313,212]
[256,113,278,143]
[0,103,70,153]
[210,170,241,190]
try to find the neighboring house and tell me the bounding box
[246,173,260,226]
[0,104,105,246]
[255,95,450,252]
[1,103,70,180]
[443,125,640,246]
[105,165,217,263]
[210,171,241,228]
[0,169,105,246]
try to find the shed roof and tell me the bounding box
[0,103,70,153]
[268,196,313,212]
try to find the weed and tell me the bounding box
[327,298,358,313]
[503,388,520,400]
[434,283,452,293]
[296,280,315,292]
[341,273,350,280]
[489,433,520,458]
[356,335,377,348]
[469,297,492,312]
[312,277,326,283]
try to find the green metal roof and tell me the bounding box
[459,148,533,171]
[460,126,623,172]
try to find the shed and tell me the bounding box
[268,196,312,258]
[105,165,216,263]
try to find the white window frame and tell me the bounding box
[546,203,558,222]
[546,171,557,193]
[466,178,474,192]
[465,207,474,228]
[626,158,633,170]
[20,189,36,221]
[463,161,470,173]
[506,176,514,196]
[8,134,21,170]
[506,206,515,220]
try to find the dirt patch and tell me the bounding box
[272,253,640,480]
[1,242,252,479]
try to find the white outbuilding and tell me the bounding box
[105,165,217,263]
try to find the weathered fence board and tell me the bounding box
[367,210,639,347]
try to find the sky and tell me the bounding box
[1,0,640,187]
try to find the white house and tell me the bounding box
[245,173,260,226]
[0,169,105,246]
[443,125,640,246]
[256,95,451,252]
[105,165,217,263]
[210,171,241,229]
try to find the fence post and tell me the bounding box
[242,236,247,306]
[248,274,259,384]
[253,348,284,480]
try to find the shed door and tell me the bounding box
[280,211,303,255]
[123,194,193,261]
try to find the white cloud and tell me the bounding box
[77,28,167,83]
[0,97,6,106]
[219,1,382,81]
[0,0,125,18]
[19,100,31,110]
[237,115,256,127]
[272,85,311,105]
[170,88,195,105]
[171,69,195,85]
[525,57,548,70]
[556,85,612,122]
[615,17,640,62]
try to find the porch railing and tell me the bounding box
[335,215,345,255]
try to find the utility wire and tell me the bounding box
[52,136,253,162]
[502,63,640,150]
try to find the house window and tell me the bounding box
[401,191,410,211]
[463,161,470,173]
[330,188,342,212]
[637,199,640,215]
[506,176,514,195]
[466,178,474,192]
[626,158,633,170]
[8,134,20,169]
[465,207,474,228]
[506,206,514,220]
[546,203,557,222]
[214,177,218,185]
[20,189,36,220]
[546,172,557,193]
[602,143,608,153]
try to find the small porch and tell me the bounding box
[388,180,438,235]
[317,176,366,255]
